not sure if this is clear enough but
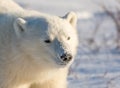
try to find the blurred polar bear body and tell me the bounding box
[0,0,78,88]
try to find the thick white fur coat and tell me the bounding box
[0,0,78,88]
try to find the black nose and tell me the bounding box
[60,53,72,62]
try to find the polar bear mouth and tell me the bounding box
[55,58,68,66]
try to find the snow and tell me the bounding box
[14,0,120,88]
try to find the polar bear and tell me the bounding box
[0,0,79,88]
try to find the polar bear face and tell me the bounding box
[13,12,78,68]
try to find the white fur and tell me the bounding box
[0,0,79,88]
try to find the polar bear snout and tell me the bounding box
[60,53,72,63]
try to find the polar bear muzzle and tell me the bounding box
[60,53,72,63]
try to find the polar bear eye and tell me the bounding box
[67,37,70,40]
[44,40,51,43]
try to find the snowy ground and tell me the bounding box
[15,0,120,88]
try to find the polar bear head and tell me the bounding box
[13,12,79,68]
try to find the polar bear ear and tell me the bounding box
[64,12,77,28]
[13,18,26,37]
